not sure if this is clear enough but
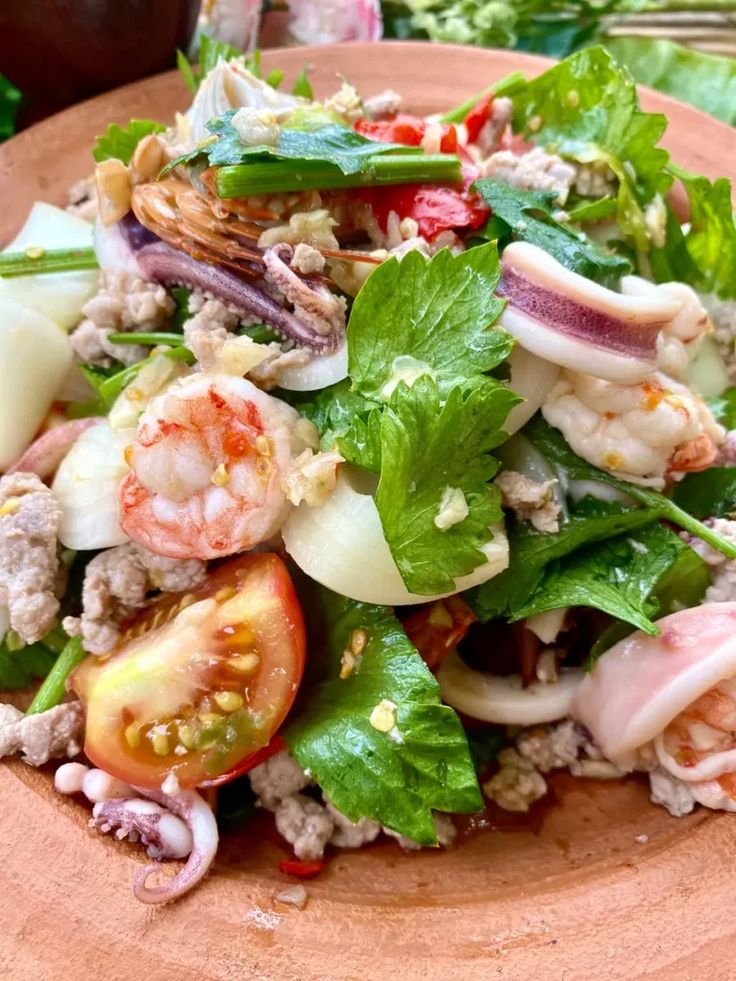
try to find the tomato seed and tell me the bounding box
[214,690,244,712]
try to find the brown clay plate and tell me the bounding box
[2,43,736,981]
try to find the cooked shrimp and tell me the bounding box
[542,369,724,488]
[118,374,301,560]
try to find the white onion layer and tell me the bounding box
[282,465,509,605]
[1,203,99,329]
[503,344,560,434]
[276,340,348,391]
[0,298,73,469]
[437,650,583,725]
[52,422,134,550]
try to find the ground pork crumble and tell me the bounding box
[0,472,62,644]
[70,270,175,367]
[63,543,206,655]
[0,702,83,766]
[249,750,456,859]
[495,470,561,533]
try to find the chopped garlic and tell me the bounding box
[644,194,667,248]
[434,486,469,531]
[369,699,397,733]
[231,106,281,146]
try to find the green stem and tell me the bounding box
[108,332,186,346]
[440,72,528,124]
[26,637,86,716]
[663,501,736,559]
[0,246,98,278]
[215,154,461,198]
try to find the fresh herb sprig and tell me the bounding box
[0,247,98,278]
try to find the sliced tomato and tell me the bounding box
[70,553,305,790]
[198,733,286,789]
[355,114,458,153]
[401,596,477,671]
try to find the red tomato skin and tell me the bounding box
[464,94,493,145]
[72,553,306,790]
[279,859,325,878]
[355,114,458,153]
[401,596,477,671]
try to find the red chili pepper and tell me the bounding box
[279,858,325,878]
[198,733,286,788]
[400,596,477,671]
[355,114,458,153]
[464,94,493,145]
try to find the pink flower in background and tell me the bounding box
[199,0,263,52]
[288,0,383,45]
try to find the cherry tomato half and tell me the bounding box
[70,553,306,790]
[400,596,476,671]
[463,94,493,145]
[355,114,458,153]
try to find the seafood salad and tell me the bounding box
[3,38,736,905]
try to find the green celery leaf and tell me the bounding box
[511,46,671,250]
[666,164,736,300]
[165,112,411,176]
[474,178,630,284]
[375,375,517,595]
[0,74,21,142]
[511,522,691,635]
[292,66,314,99]
[672,468,736,520]
[170,286,193,331]
[708,387,736,429]
[285,379,377,452]
[285,590,481,843]
[176,48,197,95]
[564,197,618,224]
[468,500,660,622]
[604,37,736,128]
[199,34,248,77]
[92,119,166,164]
[348,244,511,400]
[0,639,56,691]
[587,536,709,663]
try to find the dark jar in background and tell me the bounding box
[0,0,201,127]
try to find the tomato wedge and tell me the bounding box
[355,114,458,153]
[70,553,305,790]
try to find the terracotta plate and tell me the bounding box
[1,43,736,981]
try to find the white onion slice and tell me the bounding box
[437,650,583,724]
[276,340,348,391]
[0,203,99,329]
[0,298,72,469]
[688,336,730,398]
[282,465,509,605]
[52,422,134,550]
[93,218,143,276]
[503,344,560,434]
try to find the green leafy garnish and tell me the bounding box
[511,46,670,250]
[474,178,630,284]
[285,590,481,844]
[164,112,414,175]
[371,376,516,594]
[348,244,512,400]
[672,468,736,520]
[708,387,736,430]
[0,638,57,691]
[26,637,86,715]
[292,66,314,99]
[0,74,21,142]
[71,348,194,417]
[604,37,736,128]
[92,119,166,164]
[512,522,694,636]
[0,247,98,278]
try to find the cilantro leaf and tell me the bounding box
[348,244,511,400]
[511,523,692,636]
[672,468,736,520]
[92,119,166,164]
[474,178,630,285]
[165,112,411,176]
[375,376,516,594]
[285,590,481,843]
[468,500,660,622]
[0,639,56,691]
[511,46,671,250]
